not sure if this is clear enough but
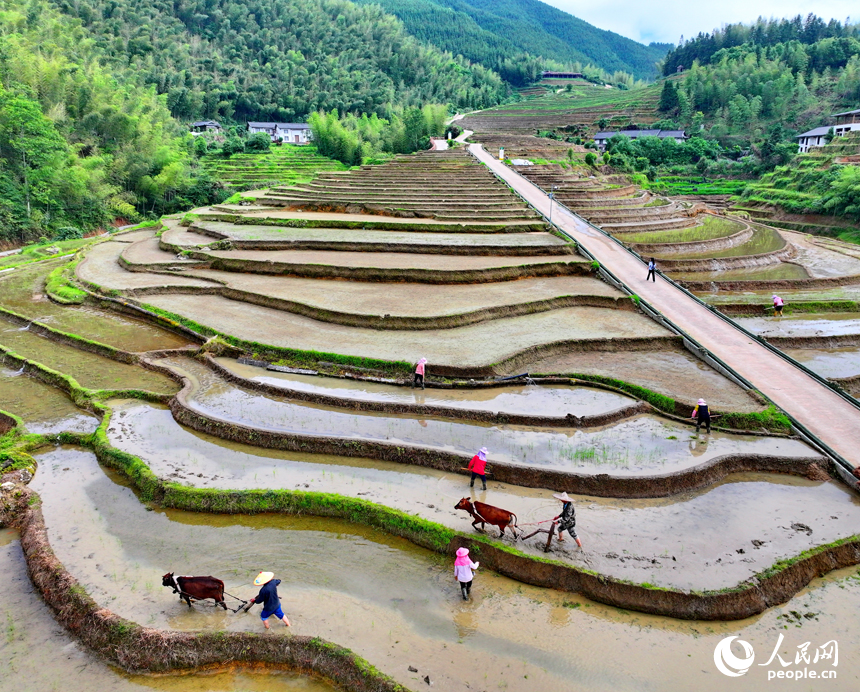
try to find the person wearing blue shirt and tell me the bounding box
[244,571,290,629]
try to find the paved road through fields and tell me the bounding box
[471,142,860,469]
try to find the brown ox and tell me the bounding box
[454,498,518,537]
[162,572,227,610]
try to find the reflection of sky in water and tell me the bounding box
[735,313,860,338]
[784,347,860,380]
[0,367,98,433]
[217,357,634,417]
[161,358,815,475]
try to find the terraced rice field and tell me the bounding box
[459,82,663,136]
[492,158,860,413]
[201,144,347,190]
[2,147,859,692]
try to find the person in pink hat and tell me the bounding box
[453,547,480,600]
[692,398,711,434]
[467,447,488,490]
[772,294,784,317]
[413,357,427,389]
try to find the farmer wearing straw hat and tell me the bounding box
[468,447,489,490]
[553,493,583,548]
[243,571,290,629]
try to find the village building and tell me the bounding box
[189,120,222,135]
[593,129,688,152]
[541,71,585,79]
[795,126,831,153]
[796,109,860,153]
[247,122,312,143]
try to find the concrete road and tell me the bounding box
[471,142,860,469]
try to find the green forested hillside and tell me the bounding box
[47,0,509,121]
[0,0,221,243]
[354,0,667,83]
[657,15,860,140]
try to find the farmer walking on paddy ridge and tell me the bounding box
[413,357,427,389]
[468,447,488,490]
[553,492,583,548]
[772,294,785,317]
[243,571,290,629]
[692,398,711,434]
[646,257,657,282]
[454,547,480,601]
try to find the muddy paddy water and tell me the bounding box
[672,263,810,282]
[0,367,97,434]
[0,530,335,692]
[160,358,813,476]
[735,313,860,338]
[24,447,860,692]
[105,401,853,592]
[216,357,635,417]
[783,346,860,379]
[0,321,177,393]
[0,261,191,352]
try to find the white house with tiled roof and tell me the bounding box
[247,122,312,144]
[796,108,860,153]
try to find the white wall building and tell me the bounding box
[796,109,860,153]
[795,126,831,153]
[247,122,312,144]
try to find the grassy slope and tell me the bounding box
[201,145,348,191]
[470,79,663,131]
[741,132,860,230]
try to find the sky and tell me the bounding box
[544,1,856,46]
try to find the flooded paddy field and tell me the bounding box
[673,263,811,282]
[189,221,564,249]
[0,261,192,352]
[0,320,178,393]
[215,357,636,417]
[657,225,785,260]
[0,530,336,692]
[145,295,669,370]
[734,313,860,339]
[181,271,621,319]
[76,241,216,291]
[520,348,763,411]
[202,248,576,271]
[695,284,860,307]
[21,447,860,692]
[783,346,860,380]
[157,359,812,475]
[0,368,97,434]
[105,402,849,591]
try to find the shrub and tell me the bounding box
[246,132,271,151]
[53,227,83,241]
[585,152,597,167]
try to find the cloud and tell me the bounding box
[544,0,857,44]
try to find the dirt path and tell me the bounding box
[471,143,860,468]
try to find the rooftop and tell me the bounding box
[796,126,832,138]
[248,122,311,129]
[832,108,860,117]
